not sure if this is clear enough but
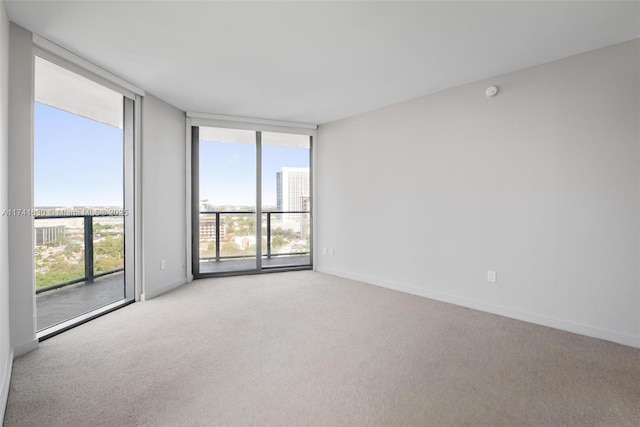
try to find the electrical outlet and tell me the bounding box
[330,248,335,256]
[487,270,497,283]
[322,247,327,255]
[161,259,166,270]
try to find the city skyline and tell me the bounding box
[277,167,310,212]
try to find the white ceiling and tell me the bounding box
[6,1,640,125]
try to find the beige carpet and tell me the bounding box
[4,271,640,426]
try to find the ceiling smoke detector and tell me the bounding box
[485,86,499,98]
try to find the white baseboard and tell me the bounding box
[1,349,13,423]
[143,278,186,300]
[317,267,640,349]
[12,339,38,358]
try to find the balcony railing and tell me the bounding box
[34,213,124,294]
[199,210,311,263]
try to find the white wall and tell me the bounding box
[0,0,12,419]
[316,39,640,348]
[8,23,36,357]
[141,94,187,299]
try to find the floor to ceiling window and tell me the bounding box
[33,54,135,336]
[192,125,312,277]
[261,131,312,269]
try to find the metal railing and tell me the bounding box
[35,213,124,294]
[199,210,310,262]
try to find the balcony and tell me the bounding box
[35,213,126,331]
[198,210,311,274]
[35,209,312,330]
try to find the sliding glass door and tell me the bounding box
[196,127,257,274]
[34,55,135,334]
[193,126,312,277]
[261,132,311,269]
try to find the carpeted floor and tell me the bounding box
[4,271,640,426]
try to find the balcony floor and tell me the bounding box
[200,255,311,274]
[36,272,126,332]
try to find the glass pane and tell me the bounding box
[34,57,125,331]
[93,216,124,275]
[261,132,311,268]
[199,127,257,273]
[35,217,86,290]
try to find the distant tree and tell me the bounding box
[63,242,82,258]
[35,259,83,289]
[272,228,297,240]
[272,236,285,249]
[94,235,124,273]
[95,235,124,259]
[95,257,122,273]
[200,240,216,258]
[221,240,242,257]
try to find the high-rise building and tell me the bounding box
[276,167,309,212]
[34,225,65,246]
[199,215,226,241]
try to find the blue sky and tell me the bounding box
[34,103,123,207]
[200,141,309,206]
[35,102,309,208]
